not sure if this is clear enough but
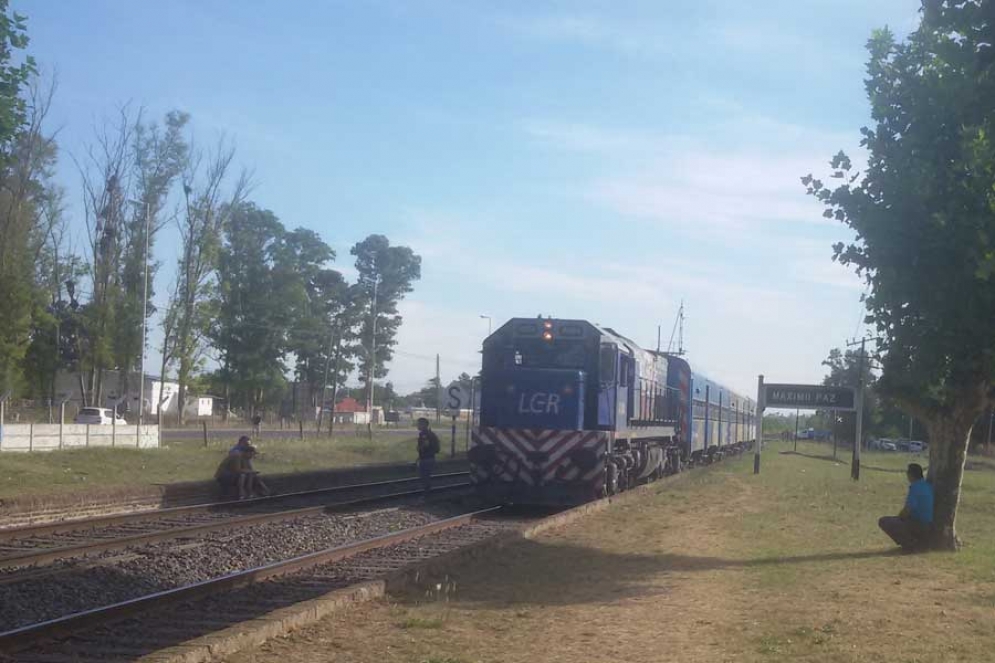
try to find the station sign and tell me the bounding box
[763,383,855,411]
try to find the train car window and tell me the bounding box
[619,358,628,384]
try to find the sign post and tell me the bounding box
[852,338,866,481]
[445,383,470,459]
[762,384,856,410]
[754,375,764,475]
[754,382,857,477]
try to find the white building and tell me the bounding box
[53,371,195,416]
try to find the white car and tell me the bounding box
[909,440,925,453]
[74,407,127,425]
[880,441,897,451]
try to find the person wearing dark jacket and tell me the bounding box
[416,417,441,494]
[215,444,270,500]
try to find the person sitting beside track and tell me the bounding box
[878,462,933,552]
[215,444,271,500]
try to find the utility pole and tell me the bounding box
[852,338,865,480]
[366,275,379,440]
[435,354,442,423]
[317,330,334,434]
[656,325,661,353]
[127,199,151,438]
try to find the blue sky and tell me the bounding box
[18,0,919,396]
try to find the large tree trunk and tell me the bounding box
[926,415,974,550]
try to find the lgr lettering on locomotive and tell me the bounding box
[517,392,561,415]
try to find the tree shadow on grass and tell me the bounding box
[392,538,900,609]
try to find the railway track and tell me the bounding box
[0,505,530,662]
[0,472,471,571]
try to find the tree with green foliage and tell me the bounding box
[76,108,190,409]
[0,3,39,396]
[112,110,189,407]
[350,234,421,403]
[209,203,289,417]
[803,1,995,549]
[169,142,248,424]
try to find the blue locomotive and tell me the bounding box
[469,317,756,505]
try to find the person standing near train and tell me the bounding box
[416,417,441,495]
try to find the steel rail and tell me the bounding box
[0,471,469,542]
[0,477,472,570]
[0,506,502,653]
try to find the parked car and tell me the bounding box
[880,440,897,451]
[74,407,127,425]
[909,440,925,453]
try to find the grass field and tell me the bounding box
[228,442,995,663]
[0,432,433,500]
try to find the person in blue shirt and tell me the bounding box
[879,463,934,551]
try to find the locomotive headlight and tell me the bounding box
[542,331,553,341]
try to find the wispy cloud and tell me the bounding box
[519,116,863,240]
[496,14,669,58]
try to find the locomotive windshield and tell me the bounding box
[496,339,588,369]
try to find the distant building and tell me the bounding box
[52,371,212,418]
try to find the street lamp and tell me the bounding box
[479,314,492,336]
[128,199,151,430]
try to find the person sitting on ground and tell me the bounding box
[416,417,441,495]
[878,462,933,552]
[240,444,271,498]
[214,444,270,500]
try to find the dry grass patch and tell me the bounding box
[0,433,426,499]
[228,443,995,663]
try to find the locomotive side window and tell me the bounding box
[599,345,617,385]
